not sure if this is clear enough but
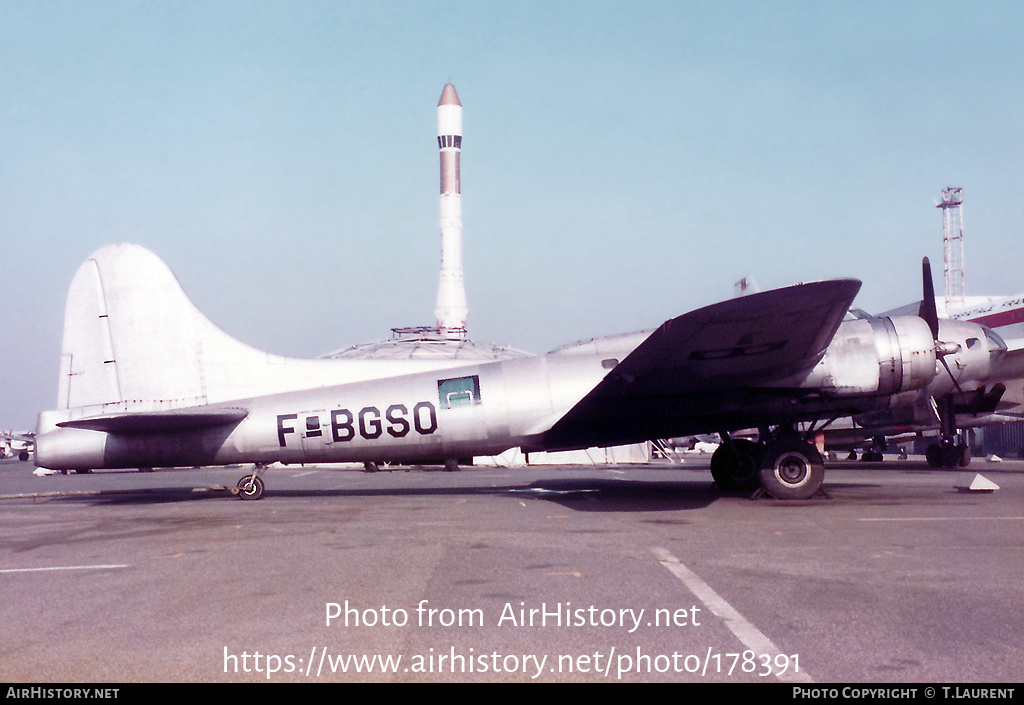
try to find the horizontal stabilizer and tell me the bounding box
[57,407,249,434]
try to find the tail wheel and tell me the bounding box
[237,474,265,501]
[758,440,824,500]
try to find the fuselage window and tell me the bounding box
[438,375,482,409]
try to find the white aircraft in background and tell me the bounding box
[951,294,1024,348]
[1,431,33,462]
[34,245,1011,500]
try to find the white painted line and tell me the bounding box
[859,516,1024,522]
[0,564,129,574]
[652,547,813,683]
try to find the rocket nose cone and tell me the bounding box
[438,83,461,107]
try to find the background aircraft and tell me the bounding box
[34,245,1008,500]
[1,430,33,462]
[949,293,1024,345]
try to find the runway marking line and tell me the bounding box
[859,516,1024,521]
[652,547,813,683]
[0,564,129,574]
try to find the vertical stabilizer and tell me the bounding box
[54,244,471,416]
[58,244,231,410]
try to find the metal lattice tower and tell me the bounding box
[937,187,964,311]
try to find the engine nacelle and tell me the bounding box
[796,315,937,396]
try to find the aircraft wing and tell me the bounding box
[542,279,861,449]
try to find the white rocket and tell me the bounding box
[434,83,468,337]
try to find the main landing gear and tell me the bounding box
[711,432,825,500]
[925,397,971,468]
[925,442,970,469]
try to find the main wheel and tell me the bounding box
[237,474,265,501]
[941,442,971,468]
[758,440,824,500]
[710,439,761,491]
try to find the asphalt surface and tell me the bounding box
[1,455,1022,683]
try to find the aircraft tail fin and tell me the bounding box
[53,243,471,421]
[53,243,378,415]
[57,244,278,411]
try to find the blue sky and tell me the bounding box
[2,0,1023,429]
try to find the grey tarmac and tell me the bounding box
[1,456,1022,683]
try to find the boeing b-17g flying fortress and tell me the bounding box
[30,85,1024,501]
[32,243,1016,501]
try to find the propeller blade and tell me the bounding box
[918,257,940,339]
[938,355,966,398]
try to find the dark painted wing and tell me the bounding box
[542,279,861,449]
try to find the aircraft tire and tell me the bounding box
[925,444,943,468]
[934,442,970,469]
[758,440,823,500]
[237,474,265,501]
[957,443,971,468]
[710,439,760,491]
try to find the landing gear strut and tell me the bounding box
[925,396,971,468]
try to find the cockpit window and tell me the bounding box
[985,327,1008,353]
[966,337,979,349]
